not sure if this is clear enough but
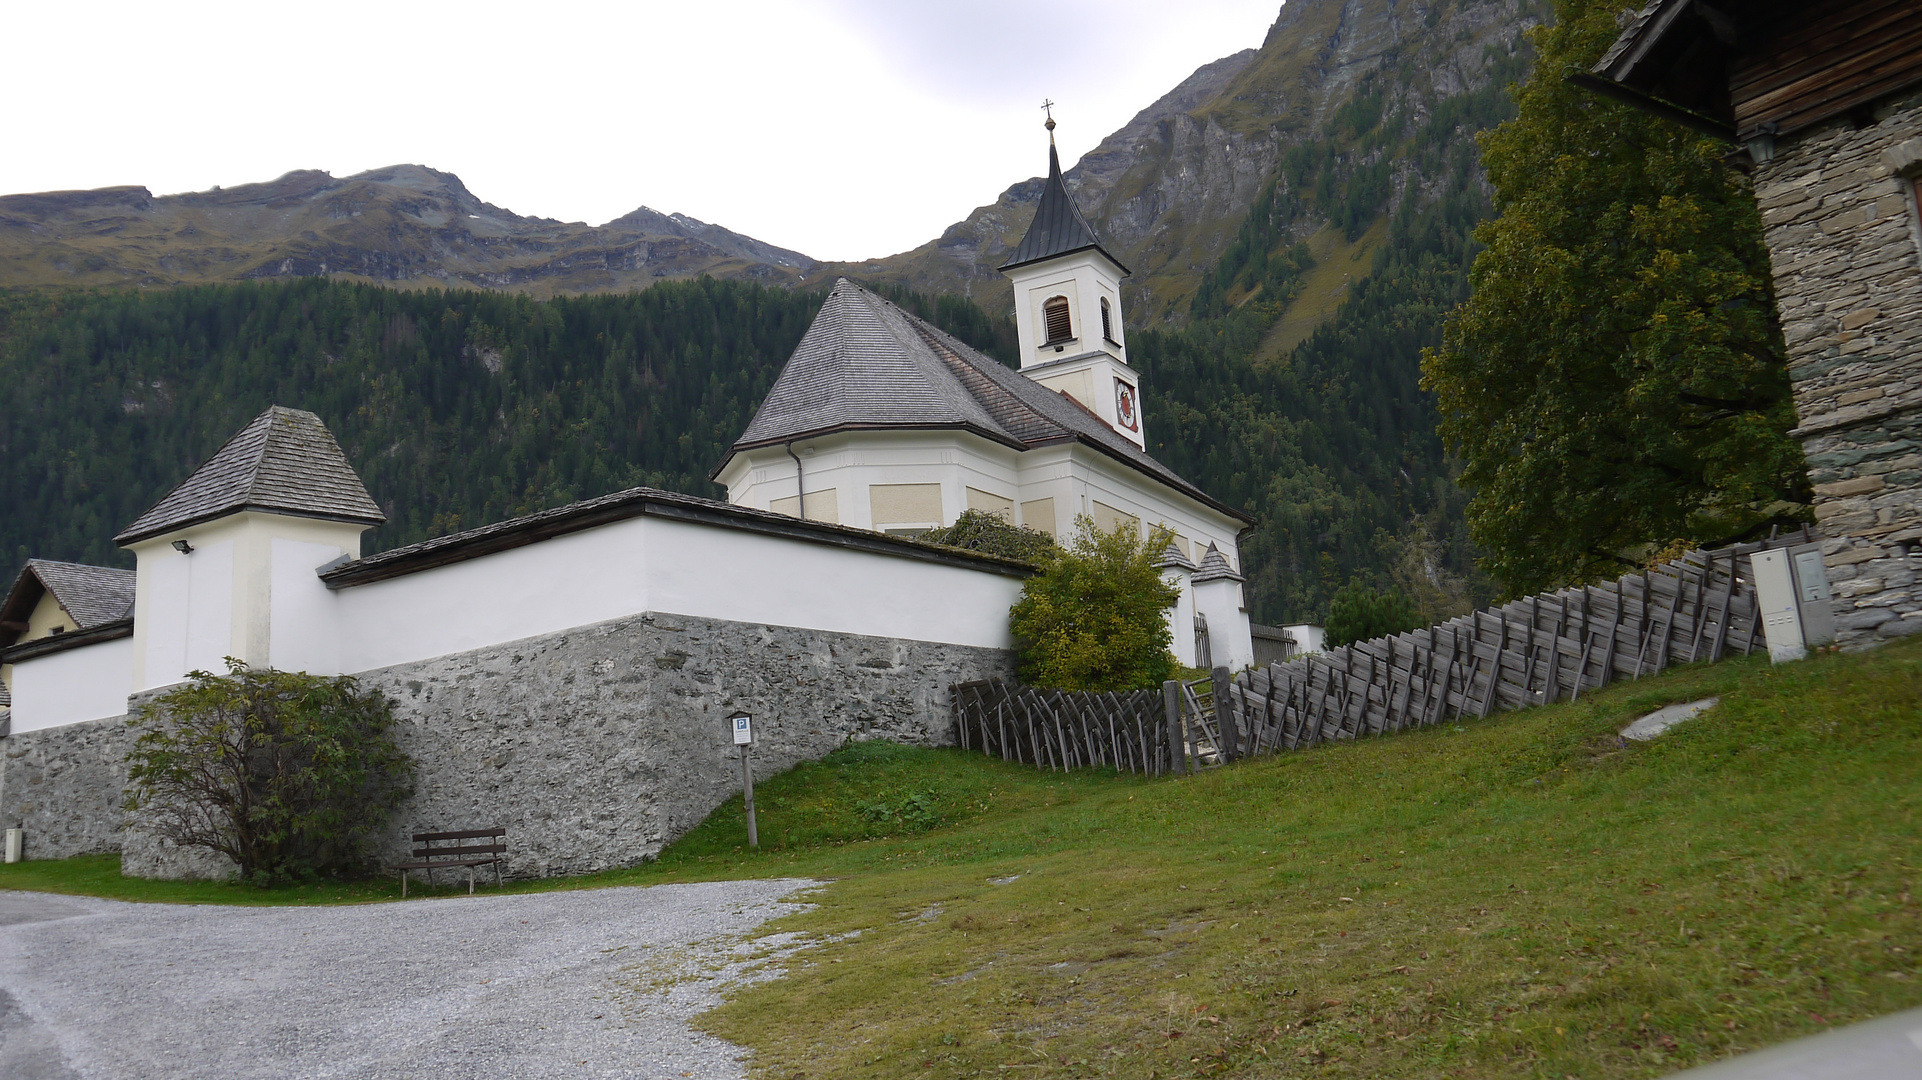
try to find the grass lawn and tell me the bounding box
[4,636,1919,1077]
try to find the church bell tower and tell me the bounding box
[1000,110,1143,449]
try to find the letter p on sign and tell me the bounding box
[731,713,753,745]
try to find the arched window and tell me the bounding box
[1100,297,1119,345]
[1042,295,1073,344]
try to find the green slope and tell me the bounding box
[10,633,1919,1079]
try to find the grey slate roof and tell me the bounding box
[0,559,136,651]
[115,406,385,545]
[999,144,1128,274]
[1192,542,1244,583]
[733,281,1019,450]
[25,561,135,628]
[1156,538,1198,572]
[1591,0,1687,82]
[722,280,1251,524]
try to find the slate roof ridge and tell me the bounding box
[999,143,1129,274]
[115,406,385,545]
[1192,541,1244,583]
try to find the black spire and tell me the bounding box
[999,138,1129,274]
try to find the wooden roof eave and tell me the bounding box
[1565,72,1738,141]
[0,566,48,651]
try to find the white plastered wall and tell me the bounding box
[1005,249,1142,448]
[10,637,136,733]
[1194,577,1255,671]
[1163,566,1198,668]
[641,516,1019,648]
[1,593,90,702]
[718,432,1026,535]
[128,512,369,692]
[334,514,655,673]
[1007,250,1127,371]
[331,512,1023,675]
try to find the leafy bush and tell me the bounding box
[1324,582,1425,648]
[919,509,1057,565]
[123,661,414,883]
[1009,516,1181,690]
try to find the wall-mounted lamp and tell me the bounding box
[171,540,194,554]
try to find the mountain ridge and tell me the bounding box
[817,0,1540,325]
[0,0,1536,338]
[0,163,817,298]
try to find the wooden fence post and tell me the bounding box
[1162,680,1185,776]
[1212,666,1237,761]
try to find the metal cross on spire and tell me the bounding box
[1041,98,1057,141]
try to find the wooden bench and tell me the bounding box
[397,828,506,897]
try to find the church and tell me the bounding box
[0,136,1258,877]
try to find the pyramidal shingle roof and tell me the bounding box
[999,143,1128,274]
[1192,542,1244,583]
[1156,538,1198,572]
[115,406,385,545]
[720,280,1250,523]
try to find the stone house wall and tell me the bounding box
[5,611,1013,880]
[1751,87,1922,647]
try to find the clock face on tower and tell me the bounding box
[1114,378,1140,432]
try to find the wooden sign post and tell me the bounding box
[730,712,758,848]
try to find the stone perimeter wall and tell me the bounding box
[1753,89,1922,648]
[3,611,1013,879]
[0,688,163,862]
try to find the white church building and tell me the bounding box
[0,140,1257,877]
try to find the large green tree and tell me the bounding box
[1421,0,1809,596]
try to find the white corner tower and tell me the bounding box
[1000,114,1143,450]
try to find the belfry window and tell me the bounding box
[1100,297,1119,345]
[1042,296,1073,344]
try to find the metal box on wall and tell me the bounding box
[1751,549,1807,663]
[1750,544,1837,663]
[1788,543,1835,647]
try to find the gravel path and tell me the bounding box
[0,880,820,1079]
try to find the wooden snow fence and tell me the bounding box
[1213,533,1817,758]
[951,681,1182,776]
[951,530,1819,777]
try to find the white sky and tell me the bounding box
[1,0,1280,262]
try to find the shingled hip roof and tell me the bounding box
[998,144,1129,274]
[115,406,386,545]
[719,279,1250,524]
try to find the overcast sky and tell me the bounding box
[3,0,1281,262]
